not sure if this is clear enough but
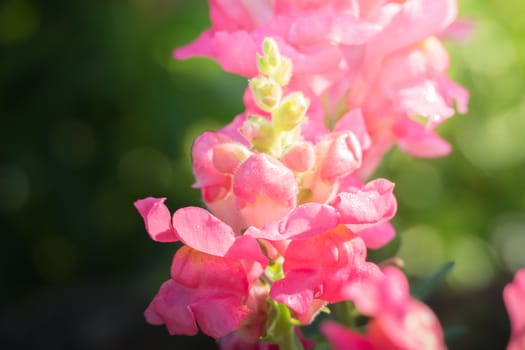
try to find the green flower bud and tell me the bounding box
[250,77,282,112]
[271,57,293,87]
[272,92,310,131]
[240,115,275,152]
[263,37,281,69]
[258,38,283,77]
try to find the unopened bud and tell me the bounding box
[260,38,281,72]
[319,131,362,181]
[272,92,310,131]
[239,115,275,152]
[250,77,282,112]
[271,57,292,87]
[282,142,315,173]
[213,142,251,174]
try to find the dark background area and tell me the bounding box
[1,0,524,349]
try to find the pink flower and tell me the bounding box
[246,177,397,251]
[322,267,447,350]
[504,269,525,350]
[175,0,468,177]
[233,153,299,228]
[135,201,268,339]
[269,226,381,324]
[332,178,396,229]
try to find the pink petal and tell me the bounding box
[234,153,298,205]
[321,321,374,350]
[213,142,251,174]
[172,206,235,256]
[379,38,450,93]
[213,31,260,77]
[356,221,396,249]
[191,131,232,201]
[440,18,475,42]
[191,295,250,338]
[395,81,455,121]
[319,131,363,181]
[145,279,198,336]
[225,235,268,268]
[437,75,469,114]
[209,0,272,30]
[334,108,372,150]
[504,269,525,342]
[395,117,452,158]
[134,197,177,242]
[270,269,319,315]
[246,203,339,241]
[344,266,410,317]
[287,10,379,47]
[369,0,457,56]
[174,30,215,60]
[282,141,316,173]
[332,179,397,231]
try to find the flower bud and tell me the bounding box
[239,115,275,152]
[271,57,292,87]
[213,142,251,174]
[257,38,282,76]
[319,131,362,181]
[249,77,282,112]
[282,142,316,173]
[272,92,310,131]
[233,154,298,227]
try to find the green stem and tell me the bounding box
[277,326,304,350]
[266,300,304,350]
[332,301,358,328]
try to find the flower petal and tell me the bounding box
[172,206,235,256]
[356,221,396,249]
[245,203,338,241]
[134,197,177,242]
[332,179,397,231]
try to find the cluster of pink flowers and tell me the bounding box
[134,1,524,349]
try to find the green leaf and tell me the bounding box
[410,261,455,300]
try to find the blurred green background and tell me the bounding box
[0,0,524,349]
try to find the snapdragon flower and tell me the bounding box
[322,267,447,350]
[175,0,468,178]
